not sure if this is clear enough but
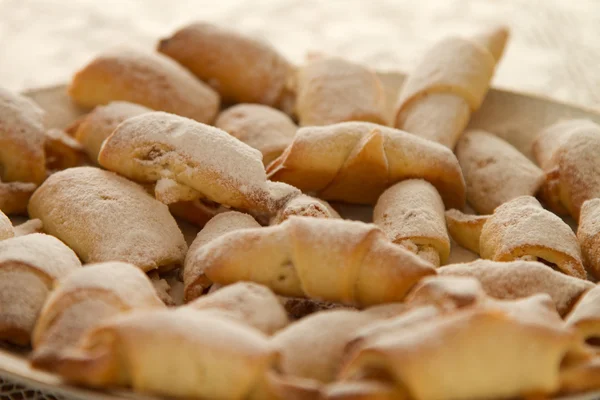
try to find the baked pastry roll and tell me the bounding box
[578,199,600,278]
[456,130,544,214]
[44,308,277,400]
[67,101,151,162]
[295,57,387,126]
[271,193,340,225]
[43,129,85,171]
[405,275,487,311]
[215,104,297,166]
[186,282,288,335]
[69,49,219,123]
[565,285,600,345]
[158,22,294,110]
[0,180,37,215]
[184,211,261,300]
[533,119,600,219]
[13,218,43,237]
[447,196,585,278]
[28,167,187,272]
[191,216,436,306]
[341,294,575,400]
[266,122,466,207]
[0,210,13,240]
[0,233,81,345]
[98,112,273,212]
[394,26,508,148]
[0,87,46,185]
[31,261,165,367]
[438,259,593,316]
[373,179,449,267]
[560,356,600,394]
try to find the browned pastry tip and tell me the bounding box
[44,128,85,171]
[472,25,510,62]
[0,180,37,216]
[158,22,294,110]
[444,209,488,254]
[405,275,487,311]
[565,285,600,346]
[13,219,43,237]
[0,210,13,240]
[69,48,220,123]
[559,356,600,395]
[578,198,600,278]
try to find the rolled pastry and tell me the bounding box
[340,294,574,400]
[31,261,165,367]
[158,22,294,110]
[0,180,37,215]
[438,259,593,316]
[565,285,600,345]
[186,282,288,335]
[67,101,151,162]
[446,196,585,278]
[0,87,46,184]
[394,26,508,148]
[444,209,487,253]
[215,103,297,166]
[456,130,544,214]
[373,179,449,267]
[192,216,436,306]
[0,210,13,240]
[13,218,43,237]
[44,129,85,171]
[405,276,487,311]
[98,112,273,212]
[533,119,600,219]
[578,199,600,278]
[69,49,220,123]
[184,211,261,301]
[271,194,340,225]
[0,233,81,345]
[560,357,600,394]
[295,57,387,126]
[266,121,466,208]
[44,308,277,400]
[28,167,187,271]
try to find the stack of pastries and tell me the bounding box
[2,21,600,400]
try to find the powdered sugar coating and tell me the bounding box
[577,199,600,278]
[0,180,37,215]
[99,112,270,211]
[28,167,187,271]
[295,57,387,126]
[271,194,340,225]
[69,48,220,123]
[438,259,592,316]
[0,210,13,240]
[0,87,46,184]
[456,130,544,214]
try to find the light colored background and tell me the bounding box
[1,0,599,108]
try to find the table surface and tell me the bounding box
[1,0,599,109]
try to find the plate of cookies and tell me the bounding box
[2,20,600,400]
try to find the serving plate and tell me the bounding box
[2,72,600,400]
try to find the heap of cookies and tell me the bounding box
[2,21,600,400]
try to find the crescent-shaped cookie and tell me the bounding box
[31,261,165,368]
[28,167,187,271]
[215,103,297,166]
[0,233,81,345]
[373,179,449,267]
[456,130,544,214]
[98,112,272,212]
[266,121,466,208]
[191,216,436,306]
[69,49,220,123]
[158,22,294,111]
[394,27,508,148]
[295,57,387,126]
[271,193,340,225]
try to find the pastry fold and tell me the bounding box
[456,130,544,214]
[578,198,600,278]
[394,27,508,148]
[533,119,600,219]
[295,57,387,126]
[438,259,593,316]
[271,194,340,225]
[69,49,220,123]
[184,211,261,301]
[98,112,272,212]
[446,196,585,278]
[28,167,187,272]
[0,233,81,345]
[67,101,152,162]
[215,104,297,166]
[373,179,449,267]
[267,122,466,208]
[31,262,165,367]
[190,216,436,306]
[565,285,600,345]
[0,210,13,240]
[158,22,294,110]
[186,282,289,335]
[44,308,277,400]
[0,180,37,215]
[340,295,574,400]
[43,129,85,171]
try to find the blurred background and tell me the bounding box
[1,0,598,107]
